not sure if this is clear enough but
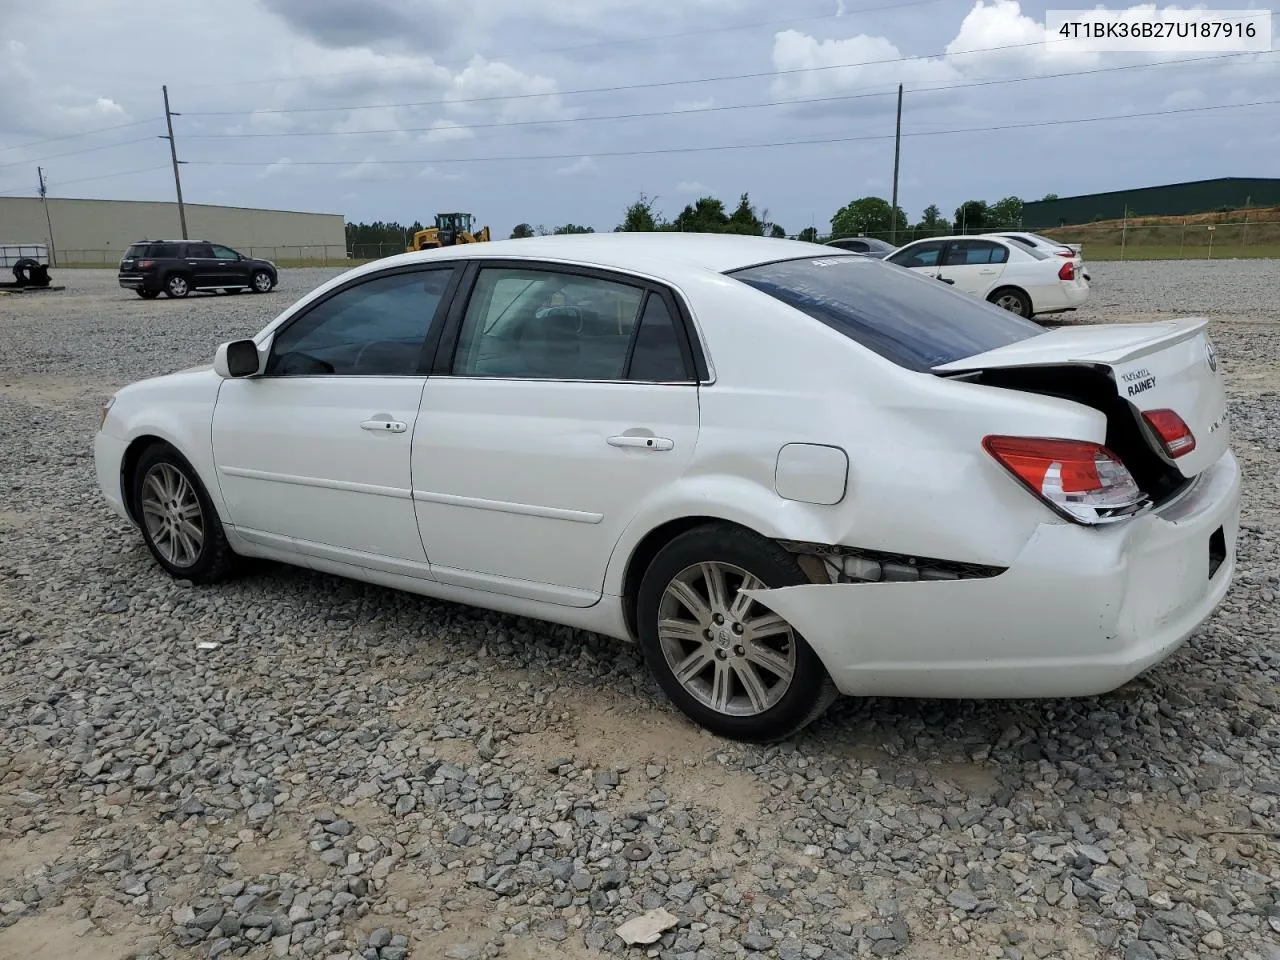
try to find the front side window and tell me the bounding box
[266,268,455,376]
[888,240,945,269]
[728,255,1043,372]
[451,266,648,380]
[212,245,240,260]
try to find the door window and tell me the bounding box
[887,240,945,268]
[265,268,455,377]
[211,245,241,260]
[186,243,215,259]
[627,294,693,382]
[451,266,648,380]
[941,240,1009,266]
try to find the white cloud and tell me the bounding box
[420,119,474,144]
[418,165,464,180]
[673,98,715,112]
[338,157,391,181]
[446,56,568,124]
[677,180,711,194]
[556,156,598,176]
[258,158,297,179]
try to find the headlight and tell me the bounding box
[99,396,116,430]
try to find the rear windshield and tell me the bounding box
[1002,236,1050,259]
[125,244,148,258]
[727,254,1044,371]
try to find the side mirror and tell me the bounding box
[214,339,263,378]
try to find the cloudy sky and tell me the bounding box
[1,0,1276,236]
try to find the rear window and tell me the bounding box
[727,255,1044,371]
[125,244,148,258]
[1002,236,1050,259]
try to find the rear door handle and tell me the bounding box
[937,276,955,284]
[361,419,407,433]
[608,435,674,451]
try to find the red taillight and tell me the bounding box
[139,259,154,268]
[983,436,1146,523]
[1058,261,1075,281]
[1142,408,1196,458]
[1056,250,1074,257]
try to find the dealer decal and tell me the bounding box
[1120,367,1157,397]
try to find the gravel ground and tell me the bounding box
[1,262,1278,960]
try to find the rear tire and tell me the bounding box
[988,286,1033,319]
[131,443,240,584]
[635,523,837,742]
[163,273,190,299]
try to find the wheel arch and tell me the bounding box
[987,284,1033,312]
[119,434,176,525]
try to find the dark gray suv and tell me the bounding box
[118,240,278,299]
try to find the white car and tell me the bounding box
[984,231,1091,282]
[94,233,1239,742]
[886,234,1089,319]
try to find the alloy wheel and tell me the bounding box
[657,561,796,717]
[139,462,204,568]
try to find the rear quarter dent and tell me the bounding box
[742,449,1241,700]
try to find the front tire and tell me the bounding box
[250,270,274,293]
[163,273,190,299]
[136,289,160,300]
[131,443,240,584]
[636,523,837,742]
[988,286,1033,319]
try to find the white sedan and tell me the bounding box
[983,230,1092,282]
[95,233,1239,742]
[886,234,1090,319]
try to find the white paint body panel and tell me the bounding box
[93,233,1239,703]
[412,377,700,606]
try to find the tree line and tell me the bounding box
[344,191,1059,251]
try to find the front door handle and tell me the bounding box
[608,435,674,451]
[361,419,407,434]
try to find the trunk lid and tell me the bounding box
[933,317,1228,479]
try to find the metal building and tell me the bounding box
[1022,177,1280,228]
[0,196,347,265]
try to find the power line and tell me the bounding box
[175,0,953,92]
[0,136,161,171]
[179,50,1272,141]
[178,27,1280,119]
[0,117,163,155]
[180,37,1059,118]
[185,97,1280,169]
[0,164,173,197]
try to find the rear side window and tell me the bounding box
[1002,236,1050,259]
[627,294,691,381]
[151,243,179,258]
[728,255,1044,371]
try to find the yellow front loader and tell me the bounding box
[406,212,492,252]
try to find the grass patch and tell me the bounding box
[1080,244,1280,261]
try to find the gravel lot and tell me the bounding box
[2,261,1278,960]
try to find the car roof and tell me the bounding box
[366,232,844,276]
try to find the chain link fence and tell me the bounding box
[48,218,1280,267]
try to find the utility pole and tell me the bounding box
[37,166,57,266]
[889,83,903,246]
[160,85,188,239]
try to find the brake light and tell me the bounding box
[1058,261,1075,281]
[139,259,154,268]
[1142,409,1196,458]
[1056,250,1074,257]
[983,436,1146,523]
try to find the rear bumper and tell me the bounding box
[1035,281,1090,313]
[746,449,1241,699]
[118,274,154,290]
